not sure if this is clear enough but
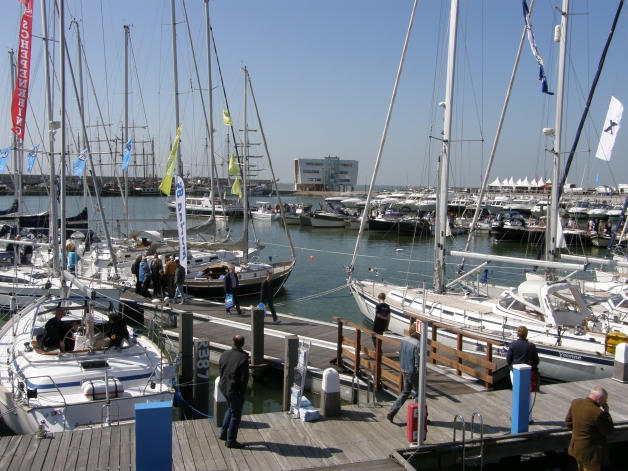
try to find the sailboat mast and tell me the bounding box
[123,24,130,236]
[170,0,182,178]
[59,0,67,270]
[8,50,21,220]
[242,67,249,263]
[204,0,216,217]
[433,0,460,294]
[72,19,88,210]
[546,0,569,276]
[40,0,59,275]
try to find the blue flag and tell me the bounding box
[0,147,10,174]
[26,144,40,173]
[522,1,554,95]
[72,148,88,177]
[121,138,133,171]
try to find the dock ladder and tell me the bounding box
[452,412,484,470]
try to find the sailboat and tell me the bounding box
[348,0,628,383]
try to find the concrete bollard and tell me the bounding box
[613,343,628,383]
[511,364,531,434]
[135,401,172,471]
[213,376,227,427]
[320,368,341,417]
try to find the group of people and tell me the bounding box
[131,253,187,304]
[222,266,280,324]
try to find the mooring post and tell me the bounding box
[613,343,628,383]
[193,338,211,417]
[511,364,531,434]
[283,335,299,411]
[179,312,194,384]
[135,401,172,471]
[250,306,265,383]
[213,376,227,427]
[320,368,341,417]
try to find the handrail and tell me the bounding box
[453,414,466,469]
[471,412,484,470]
[21,374,68,406]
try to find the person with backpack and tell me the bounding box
[172,258,187,304]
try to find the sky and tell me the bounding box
[0,0,627,189]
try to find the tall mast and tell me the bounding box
[204,0,216,217]
[242,67,249,262]
[546,0,569,277]
[41,0,59,274]
[8,50,21,219]
[170,0,182,178]
[433,0,460,294]
[59,0,67,270]
[123,24,130,236]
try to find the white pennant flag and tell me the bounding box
[596,96,623,161]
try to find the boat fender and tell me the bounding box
[81,378,124,401]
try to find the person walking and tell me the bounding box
[164,255,177,298]
[260,272,280,324]
[372,292,391,348]
[150,253,163,297]
[506,325,539,423]
[219,334,249,449]
[223,266,242,315]
[172,258,187,304]
[387,322,421,423]
[566,386,614,471]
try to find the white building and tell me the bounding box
[293,157,359,191]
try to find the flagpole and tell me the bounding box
[170,0,182,179]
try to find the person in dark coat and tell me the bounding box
[219,335,249,449]
[106,312,130,348]
[141,266,152,297]
[132,254,142,294]
[42,309,67,351]
[223,266,242,315]
[158,269,168,300]
[506,325,539,423]
[372,292,390,347]
[260,271,280,324]
[566,385,614,470]
[150,253,163,297]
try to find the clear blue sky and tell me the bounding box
[0,0,627,189]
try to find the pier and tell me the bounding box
[1,377,626,470]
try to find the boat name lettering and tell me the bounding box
[559,352,582,361]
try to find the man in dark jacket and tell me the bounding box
[506,325,539,423]
[132,254,142,294]
[150,253,163,297]
[223,266,242,315]
[42,309,66,351]
[219,335,249,449]
[566,386,614,471]
[260,272,280,324]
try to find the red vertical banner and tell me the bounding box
[11,0,34,140]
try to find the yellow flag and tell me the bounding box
[228,153,239,176]
[231,177,242,197]
[223,109,233,126]
[159,124,183,195]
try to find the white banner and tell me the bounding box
[175,175,187,268]
[596,96,623,161]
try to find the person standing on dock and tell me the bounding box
[132,254,142,295]
[164,255,177,298]
[150,253,163,298]
[506,326,539,423]
[387,322,421,423]
[565,386,614,471]
[372,292,390,347]
[219,334,250,449]
[172,258,187,304]
[224,266,243,315]
[260,271,280,324]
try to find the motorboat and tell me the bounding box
[0,294,174,434]
[587,203,610,219]
[491,211,528,243]
[166,194,244,217]
[397,217,431,236]
[567,200,591,221]
[251,202,277,222]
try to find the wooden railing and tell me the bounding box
[334,314,503,392]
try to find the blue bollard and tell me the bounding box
[511,364,531,434]
[135,401,173,471]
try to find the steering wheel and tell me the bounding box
[61,324,102,351]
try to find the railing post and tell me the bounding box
[486,342,493,390]
[456,333,463,376]
[354,328,361,376]
[336,319,343,366]
[431,325,438,365]
[374,337,382,391]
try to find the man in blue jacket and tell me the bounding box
[223,266,243,315]
[387,322,421,422]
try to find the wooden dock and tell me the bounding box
[127,293,502,399]
[1,377,626,470]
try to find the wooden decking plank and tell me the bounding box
[40,433,63,471]
[9,435,33,471]
[171,422,189,471]
[49,429,73,471]
[275,428,317,469]
[107,425,121,470]
[200,419,228,470]
[84,428,102,471]
[27,435,52,471]
[289,423,335,465]
[191,419,217,467]
[97,426,111,471]
[255,428,294,471]
[118,426,133,471]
